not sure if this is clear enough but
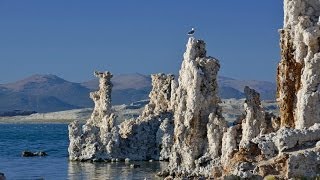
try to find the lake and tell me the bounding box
[0,124,166,180]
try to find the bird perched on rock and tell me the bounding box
[187,27,195,36]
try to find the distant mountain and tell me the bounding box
[82,73,151,105]
[0,73,276,113]
[218,76,276,100]
[82,73,151,90]
[219,86,245,99]
[83,74,276,102]
[1,74,92,112]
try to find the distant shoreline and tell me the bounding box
[0,99,278,124]
[0,119,81,124]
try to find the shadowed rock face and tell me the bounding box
[278,0,320,129]
[277,30,302,128]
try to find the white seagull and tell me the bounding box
[187,27,195,36]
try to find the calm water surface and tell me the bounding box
[0,124,166,180]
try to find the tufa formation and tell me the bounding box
[69,1,320,177]
[69,71,175,161]
[277,0,320,129]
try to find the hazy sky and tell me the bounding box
[0,0,283,83]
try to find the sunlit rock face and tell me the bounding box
[239,86,267,148]
[89,71,113,122]
[68,71,118,161]
[116,73,175,160]
[69,2,320,177]
[167,37,227,176]
[68,71,175,161]
[278,0,320,129]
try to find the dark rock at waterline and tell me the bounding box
[130,164,140,168]
[38,151,48,156]
[0,172,6,180]
[22,151,48,157]
[22,151,34,157]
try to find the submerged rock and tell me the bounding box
[22,151,47,157]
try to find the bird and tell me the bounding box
[187,27,195,36]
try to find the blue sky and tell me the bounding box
[0,0,283,83]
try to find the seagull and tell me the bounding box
[187,27,195,36]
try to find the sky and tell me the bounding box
[0,0,283,83]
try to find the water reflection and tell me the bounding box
[68,161,168,180]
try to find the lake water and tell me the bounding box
[0,124,166,180]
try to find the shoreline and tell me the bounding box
[0,99,278,124]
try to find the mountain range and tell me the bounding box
[0,74,276,113]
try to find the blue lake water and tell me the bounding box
[0,124,166,180]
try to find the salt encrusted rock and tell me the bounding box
[68,71,118,161]
[221,125,241,167]
[141,73,175,117]
[117,114,173,160]
[168,37,227,176]
[278,0,320,129]
[116,73,175,160]
[240,86,267,148]
[252,123,320,158]
[89,71,113,122]
[207,113,228,158]
[69,71,175,161]
[68,3,320,177]
[156,118,174,161]
[287,149,320,178]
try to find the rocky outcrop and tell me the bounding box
[239,86,267,148]
[253,123,320,157]
[68,71,117,161]
[69,2,320,177]
[89,71,113,122]
[231,2,320,177]
[286,149,320,178]
[251,123,320,178]
[166,37,227,177]
[141,73,175,117]
[115,73,175,161]
[277,0,320,129]
[69,72,175,161]
[22,151,48,157]
[221,124,241,167]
